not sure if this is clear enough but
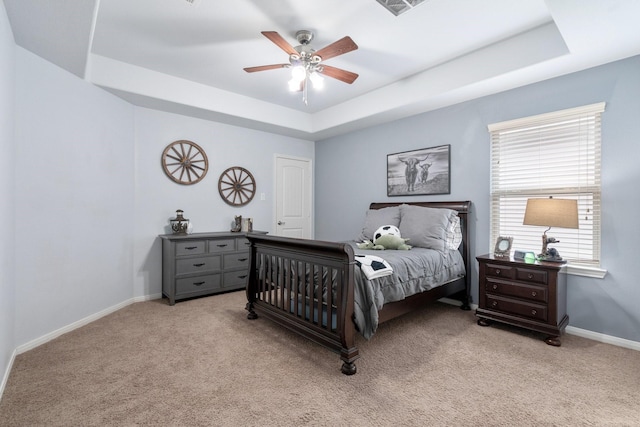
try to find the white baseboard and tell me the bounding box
[15,293,163,355]
[440,298,640,351]
[0,348,17,403]
[565,325,640,351]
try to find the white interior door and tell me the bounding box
[275,155,312,238]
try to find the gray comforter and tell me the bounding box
[349,242,466,339]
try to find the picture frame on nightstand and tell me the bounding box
[494,236,513,258]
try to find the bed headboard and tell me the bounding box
[369,201,472,300]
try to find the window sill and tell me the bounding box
[564,263,607,279]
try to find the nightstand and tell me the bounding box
[476,254,568,346]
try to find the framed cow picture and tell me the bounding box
[387,145,451,196]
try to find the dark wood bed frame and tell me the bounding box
[245,201,472,375]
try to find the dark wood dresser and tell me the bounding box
[476,253,568,346]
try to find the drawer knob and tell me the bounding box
[185,246,198,250]
[193,281,205,286]
[528,273,533,279]
[495,269,501,275]
[492,284,498,290]
[238,275,248,279]
[238,258,248,262]
[531,291,537,297]
[492,301,498,307]
[217,244,228,247]
[531,309,537,315]
[193,263,205,267]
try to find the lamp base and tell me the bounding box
[537,255,567,264]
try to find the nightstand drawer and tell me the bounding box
[486,295,547,322]
[176,256,221,275]
[176,241,205,256]
[485,279,547,303]
[485,263,515,280]
[515,267,548,285]
[176,274,221,294]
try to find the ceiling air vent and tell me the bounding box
[376,0,428,16]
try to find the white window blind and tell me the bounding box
[488,102,605,265]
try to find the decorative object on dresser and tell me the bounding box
[387,145,451,196]
[161,140,209,185]
[160,231,266,305]
[231,215,242,232]
[523,197,579,263]
[476,254,568,346]
[169,209,190,234]
[218,166,256,206]
[493,236,513,258]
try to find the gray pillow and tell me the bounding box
[358,206,401,241]
[399,204,458,251]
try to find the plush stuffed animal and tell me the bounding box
[357,225,412,250]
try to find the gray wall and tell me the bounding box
[3,34,313,369]
[132,107,314,299]
[14,46,136,346]
[316,55,640,343]
[0,0,15,387]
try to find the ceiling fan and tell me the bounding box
[244,30,359,105]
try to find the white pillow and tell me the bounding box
[445,215,463,250]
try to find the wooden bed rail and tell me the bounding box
[245,234,360,375]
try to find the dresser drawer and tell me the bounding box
[486,295,547,322]
[176,274,222,294]
[515,267,548,285]
[236,237,251,251]
[485,279,547,303]
[208,239,236,253]
[485,263,515,280]
[223,252,250,269]
[224,270,250,288]
[176,241,205,256]
[176,255,221,275]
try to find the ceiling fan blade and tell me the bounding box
[314,36,358,61]
[244,64,289,73]
[261,31,298,56]
[319,65,359,84]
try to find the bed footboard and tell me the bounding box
[245,234,360,375]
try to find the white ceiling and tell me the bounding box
[4,0,640,141]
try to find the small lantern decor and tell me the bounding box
[170,209,190,234]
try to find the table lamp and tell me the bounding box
[523,197,578,263]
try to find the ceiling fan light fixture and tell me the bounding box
[291,65,306,81]
[309,71,324,89]
[288,79,301,92]
[245,30,359,105]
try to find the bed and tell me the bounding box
[245,201,472,375]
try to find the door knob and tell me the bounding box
[277,221,285,225]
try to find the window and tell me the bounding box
[488,102,605,267]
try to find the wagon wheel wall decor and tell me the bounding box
[162,140,209,185]
[218,166,256,206]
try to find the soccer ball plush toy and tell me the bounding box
[373,225,401,241]
[357,225,412,250]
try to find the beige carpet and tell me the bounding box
[1,290,639,426]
